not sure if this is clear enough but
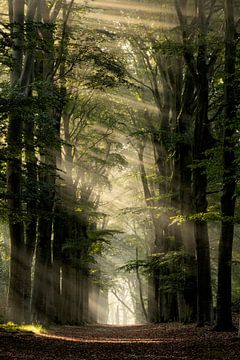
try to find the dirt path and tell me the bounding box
[1,323,240,359]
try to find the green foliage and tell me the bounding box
[0,322,46,334]
[89,229,122,255]
[0,24,12,67]
[119,251,197,293]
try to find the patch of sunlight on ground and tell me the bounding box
[40,333,185,344]
[0,322,47,334]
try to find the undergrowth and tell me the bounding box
[0,322,46,334]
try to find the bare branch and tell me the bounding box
[174,0,198,82]
[26,0,38,22]
[111,290,135,315]
[50,0,64,22]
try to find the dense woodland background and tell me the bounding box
[0,0,240,332]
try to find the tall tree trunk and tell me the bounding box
[215,0,237,331]
[178,70,197,322]
[52,91,66,324]
[23,110,38,322]
[7,0,27,324]
[178,70,196,255]
[32,168,54,322]
[193,65,213,326]
[175,0,214,325]
[137,144,160,322]
[7,0,39,323]
[32,0,64,321]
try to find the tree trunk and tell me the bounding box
[136,247,147,321]
[32,182,54,322]
[137,144,162,322]
[23,112,38,323]
[7,0,40,323]
[191,0,214,325]
[179,70,196,255]
[147,273,159,323]
[7,0,25,324]
[32,0,65,322]
[215,0,237,331]
[178,71,197,322]
[52,207,65,323]
[61,261,71,323]
[193,75,213,326]
[174,0,215,325]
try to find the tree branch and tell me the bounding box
[111,289,135,315]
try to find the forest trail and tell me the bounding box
[1,323,240,360]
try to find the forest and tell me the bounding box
[0,0,240,358]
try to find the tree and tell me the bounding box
[215,0,238,331]
[174,0,221,325]
[6,0,38,323]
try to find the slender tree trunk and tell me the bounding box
[61,261,71,323]
[52,207,64,323]
[32,175,54,322]
[82,273,89,323]
[215,0,237,331]
[178,71,197,322]
[52,92,66,324]
[147,273,159,322]
[137,145,160,322]
[136,247,147,321]
[23,111,38,322]
[193,72,213,326]
[179,70,196,255]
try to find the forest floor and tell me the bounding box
[1,323,240,360]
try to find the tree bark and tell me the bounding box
[23,108,38,323]
[174,0,214,325]
[215,0,237,331]
[137,144,160,322]
[32,0,65,322]
[7,0,38,324]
